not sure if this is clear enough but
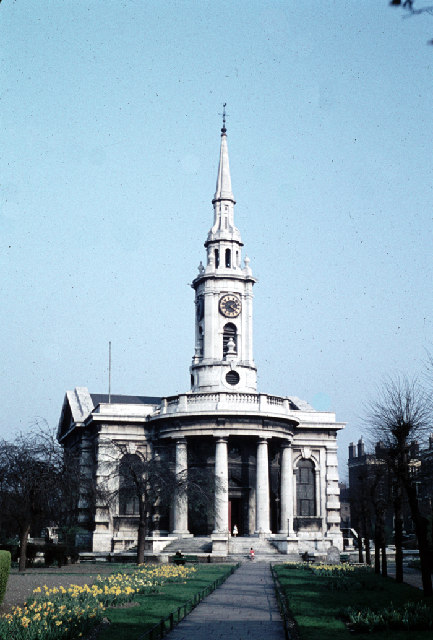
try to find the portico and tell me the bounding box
[153,385,343,552]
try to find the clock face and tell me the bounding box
[219,294,241,318]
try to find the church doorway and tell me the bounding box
[228,497,244,536]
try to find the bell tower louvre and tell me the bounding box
[58,109,344,558]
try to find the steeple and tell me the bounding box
[190,112,257,394]
[207,109,241,247]
[213,106,235,204]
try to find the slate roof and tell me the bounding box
[90,393,162,406]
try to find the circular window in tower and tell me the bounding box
[225,370,240,386]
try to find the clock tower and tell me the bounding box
[190,113,257,393]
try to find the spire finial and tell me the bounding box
[221,102,227,134]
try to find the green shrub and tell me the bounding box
[23,542,38,567]
[0,550,11,605]
[0,541,19,562]
[43,543,68,567]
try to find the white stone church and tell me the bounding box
[58,117,344,557]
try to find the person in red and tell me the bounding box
[249,547,255,560]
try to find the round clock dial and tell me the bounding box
[219,294,241,318]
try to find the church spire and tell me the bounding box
[213,104,235,204]
[208,107,240,245]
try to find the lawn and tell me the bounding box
[273,564,433,640]
[97,564,236,640]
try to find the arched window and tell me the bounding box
[296,459,316,516]
[223,323,237,356]
[225,248,231,268]
[119,454,141,515]
[198,326,203,356]
[214,249,219,268]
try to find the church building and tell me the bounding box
[58,115,344,556]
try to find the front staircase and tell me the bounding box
[228,536,280,558]
[162,536,212,555]
[162,535,293,561]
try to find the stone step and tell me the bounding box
[163,537,212,554]
[228,537,280,555]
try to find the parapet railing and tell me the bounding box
[138,563,240,640]
[160,392,298,416]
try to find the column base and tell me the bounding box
[278,529,296,537]
[172,531,193,538]
[212,529,229,535]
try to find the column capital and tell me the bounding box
[257,436,270,444]
[174,437,187,445]
[280,439,292,449]
[215,436,228,444]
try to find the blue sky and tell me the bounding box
[1,1,432,478]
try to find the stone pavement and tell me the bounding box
[164,560,286,640]
[387,563,431,591]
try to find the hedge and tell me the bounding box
[0,551,11,605]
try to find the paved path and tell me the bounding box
[387,563,432,591]
[165,560,286,640]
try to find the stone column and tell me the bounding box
[93,437,115,552]
[255,437,271,534]
[279,441,293,535]
[213,437,229,534]
[76,433,94,549]
[173,439,189,535]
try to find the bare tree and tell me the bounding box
[101,442,216,564]
[365,375,432,596]
[0,424,78,571]
[368,463,389,577]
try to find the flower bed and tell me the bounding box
[346,601,433,633]
[0,564,196,639]
[274,563,433,639]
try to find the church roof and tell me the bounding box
[90,393,161,406]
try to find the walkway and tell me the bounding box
[387,563,431,591]
[165,560,286,640]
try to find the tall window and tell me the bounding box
[225,248,231,268]
[223,323,237,356]
[198,326,203,356]
[119,454,140,515]
[296,459,316,516]
[214,249,219,268]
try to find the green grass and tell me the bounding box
[98,564,236,640]
[274,564,433,640]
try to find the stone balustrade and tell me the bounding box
[160,392,295,416]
